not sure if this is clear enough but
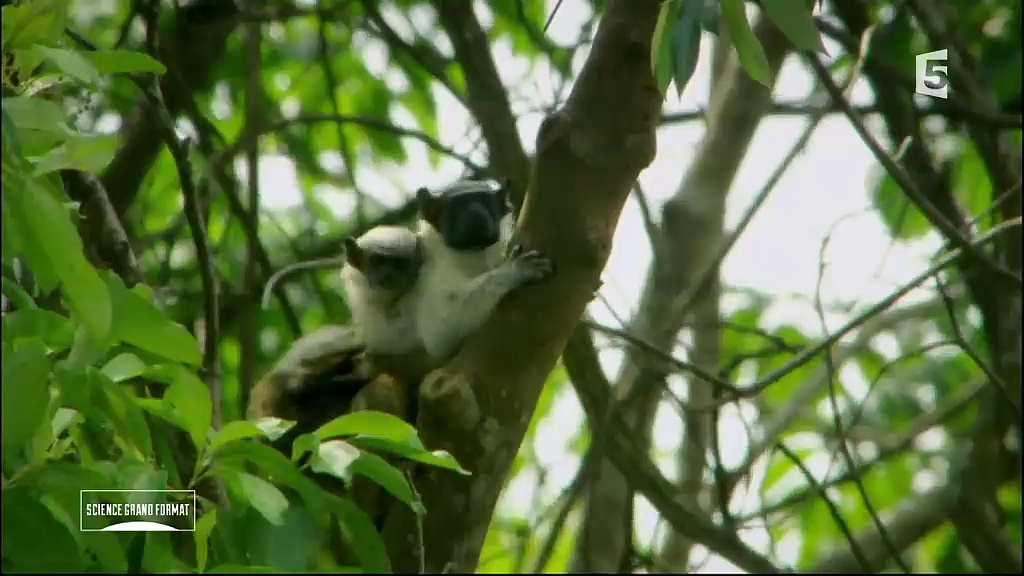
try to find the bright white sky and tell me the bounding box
[248,1,948,571]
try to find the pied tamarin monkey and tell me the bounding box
[248,178,554,429]
[246,224,426,434]
[246,179,553,555]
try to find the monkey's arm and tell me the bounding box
[420,247,552,362]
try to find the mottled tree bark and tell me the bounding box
[378,0,664,571]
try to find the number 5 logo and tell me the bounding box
[916,49,949,99]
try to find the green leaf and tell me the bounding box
[163,366,213,452]
[796,497,835,566]
[314,410,422,446]
[871,172,930,240]
[33,45,102,86]
[141,531,189,573]
[51,406,82,438]
[211,442,328,520]
[0,0,67,51]
[2,339,51,453]
[81,531,128,572]
[289,433,320,463]
[332,498,391,573]
[762,445,814,495]
[669,0,705,97]
[67,322,110,367]
[251,416,297,442]
[4,178,112,343]
[759,0,826,53]
[235,471,290,525]
[1,308,74,352]
[651,0,682,96]
[18,461,119,506]
[119,460,169,503]
[53,361,154,456]
[348,436,470,475]
[2,276,37,310]
[952,142,993,224]
[2,486,84,572]
[721,0,772,86]
[29,387,61,464]
[207,565,278,573]
[83,49,167,75]
[100,352,148,383]
[209,420,267,453]
[103,273,202,366]
[351,452,422,513]
[30,133,119,176]
[1,95,71,132]
[194,509,217,573]
[309,439,362,483]
[245,503,320,572]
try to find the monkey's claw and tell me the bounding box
[510,248,554,283]
[505,242,525,259]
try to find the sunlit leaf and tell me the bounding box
[332,497,390,573]
[3,177,112,342]
[30,133,119,176]
[33,45,102,86]
[235,471,290,526]
[1,339,51,453]
[351,452,422,513]
[209,420,267,453]
[721,0,771,86]
[83,49,167,75]
[759,0,826,53]
[103,272,202,366]
[2,486,83,572]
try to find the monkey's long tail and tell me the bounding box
[261,258,346,310]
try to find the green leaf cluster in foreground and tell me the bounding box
[1,3,466,572]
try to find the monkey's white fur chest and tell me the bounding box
[340,266,421,355]
[413,223,507,361]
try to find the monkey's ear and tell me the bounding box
[416,186,440,225]
[415,186,432,206]
[343,238,362,268]
[496,178,512,213]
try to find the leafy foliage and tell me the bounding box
[1,3,465,572]
[3,0,1020,573]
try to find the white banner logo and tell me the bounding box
[80,490,197,532]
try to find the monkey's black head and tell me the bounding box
[416,179,513,251]
[343,226,422,293]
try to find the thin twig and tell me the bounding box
[934,273,1020,418]
[744,217,1022,396]
[775,442,873,571]
[204,113,487,187]
[813,227,911,573]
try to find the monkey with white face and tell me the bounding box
[247,225,426,426]
[413,179,554,364]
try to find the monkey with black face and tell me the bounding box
[412,179,554,364]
